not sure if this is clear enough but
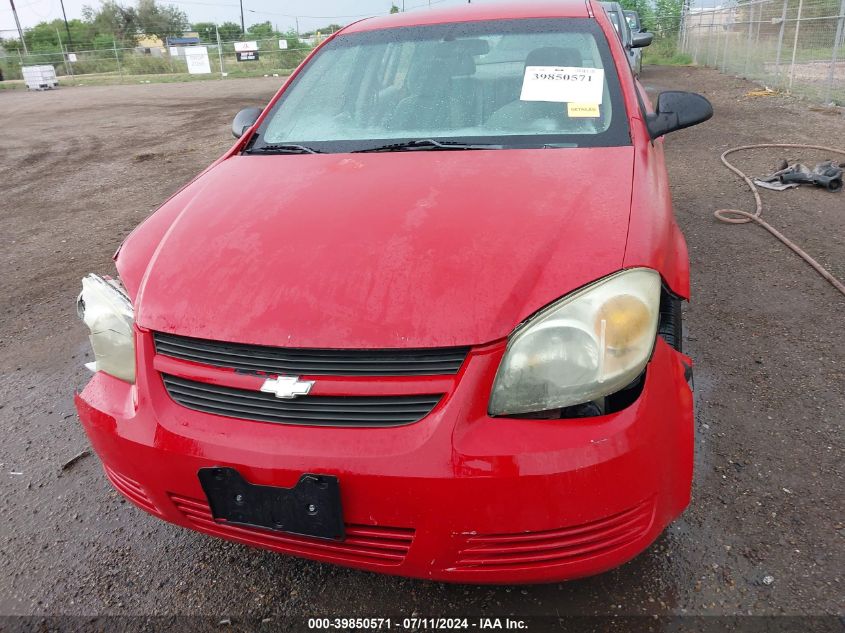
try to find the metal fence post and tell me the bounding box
[113,40,123,82]
[216,26,225,77]
[787,0,804,91]
[774,0,788,86]
[693,12,702,63]
[722,10,732,72]
[744,2,754,75]
[707,8,716,66]
[714,15,722,68]
[56,28,71,77]
[824,0,845,103]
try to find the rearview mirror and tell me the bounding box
[646,91,713,139]
[632,32,653,48]
[454,38,490,56]
[232,107,263,139]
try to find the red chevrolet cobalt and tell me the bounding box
[75,1,711,583]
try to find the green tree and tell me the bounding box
[247,21,276,38]
[136,0,189,41]
[618,0,655,31]
[280,28,302,50]
[82,0,138,44]
[193,21,218,43]
[300,23,343,38]
[390,4,400,13]
[10,18,96,52]
[92,32,118,49]
[653,0,684,36]
[217,21,242,41]
[1,37,23,53]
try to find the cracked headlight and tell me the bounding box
[77,274,135,384]
[489,268,661,416]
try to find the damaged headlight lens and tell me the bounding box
[77,274,135,384]
[489,268,661,416]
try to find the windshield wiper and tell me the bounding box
[248,143,324,155]
[353,138,504,153]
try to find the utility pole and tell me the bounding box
[239,0,245,36]
[9,0,28,55]
[58,0,73,50]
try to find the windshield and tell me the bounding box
[249,18,629,153]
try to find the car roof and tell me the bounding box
[344,1,591,34]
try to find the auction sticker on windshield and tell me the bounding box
[520,66,604,104]
[567,103,601,117]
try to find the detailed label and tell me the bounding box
[567,102,601,117]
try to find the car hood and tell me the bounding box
[133,148,634,348]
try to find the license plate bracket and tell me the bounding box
[198,467,344,541]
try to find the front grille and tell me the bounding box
[153,331,469,376]
[162,374,442,427]
[170,493,414,566]
[454,498,654,571]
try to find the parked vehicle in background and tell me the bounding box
[600,2,652,76]
[75,0,710,584]
[625,10,645,33]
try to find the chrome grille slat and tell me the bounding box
[164,376,438,411]
[161,374,442,427]
[153,331,469,376]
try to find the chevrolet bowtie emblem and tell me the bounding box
[260,375,315,399]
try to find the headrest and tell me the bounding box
[524,46,583,69]
[450,51,476,77]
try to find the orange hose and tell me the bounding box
[714,143,845,296]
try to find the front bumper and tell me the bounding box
[75,334,693,584]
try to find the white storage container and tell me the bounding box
[22,65,58,90]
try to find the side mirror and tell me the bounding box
[631,32,653,48]
[646,91,713,139]
[232,107,263,139]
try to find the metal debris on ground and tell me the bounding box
[60,449,91,472]
[754,160,843,193]
[744,88,777,98]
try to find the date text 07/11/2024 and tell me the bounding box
[306,617,528,630]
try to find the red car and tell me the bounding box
[75,0,711,583]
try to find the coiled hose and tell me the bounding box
[715,143,845,296]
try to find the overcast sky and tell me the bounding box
[1,0,715,40]
[0,0,479,38]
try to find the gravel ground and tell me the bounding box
[0,68,843,629]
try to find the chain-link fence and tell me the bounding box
[680,0,845,105]
[0,36,313,84]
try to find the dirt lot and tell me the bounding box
[0,68,843,628]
